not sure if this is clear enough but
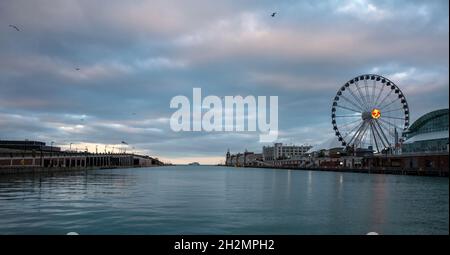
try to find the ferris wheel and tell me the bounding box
[331,74,410,154]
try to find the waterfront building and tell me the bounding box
[0,140,61,152]
[229,154,238,166]
[0,140,163,174]
[307,137,344,156]
[402,109,449,154]
[225,150,263,167]
[225,149,231,165]
[262,143,311,161]
[244,151,263,167]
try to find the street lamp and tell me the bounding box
[69,143,73,151]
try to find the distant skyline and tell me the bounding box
[0,0,448,164]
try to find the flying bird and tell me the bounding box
[9,24,20,31]
[121,141,128,145]
[271,12,277,17]
[75,68,80,71]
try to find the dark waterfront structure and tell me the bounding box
[0,140,61,152]
[0,140,164,175]
[402,109,449,153]
[365,152,448,176]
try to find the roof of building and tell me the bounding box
[403,130,449,144]
[406,108,448,134]
[308,136,344,152]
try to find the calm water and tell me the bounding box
[0,166,448,235]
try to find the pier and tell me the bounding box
[224,152,449,177]
[0,140,164,175]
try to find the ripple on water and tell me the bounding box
[0,166,448,234]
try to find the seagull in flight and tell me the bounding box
[271,12,277,17]
[9,24,20,31]
[75,68,80,71]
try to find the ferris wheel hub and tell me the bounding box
[362,111,372,121]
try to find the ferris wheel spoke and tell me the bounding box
[374,119,391,148]
[370,79,377,108]
[373,121,389,148]
[355,81,369,111]
[356,121,370,148]
[363,80,371,108]
[369,121,381,153]
[345,86,368,111]
[339,94,365,112]
[335,115,361,118]
[381,115,405,121]
[372,121,388,149]
[378,118,404,133]
[348,121,367,145]
[376,88,393,109]
[337,120,362,138]
[335,104,362,113]
[377,120,397,139]
[338,118,362,129]
[381,107,403,114]
[359,122,371,147]
[343,121,365,140]
[374,82,386,108]
[379,97,400,111]
[377,119,394,136]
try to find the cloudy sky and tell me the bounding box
[0,0,448,164]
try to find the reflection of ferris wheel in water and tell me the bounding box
[331,74,410,154]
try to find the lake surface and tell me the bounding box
[0,166,448,234]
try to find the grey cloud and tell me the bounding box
[0,0,448,163]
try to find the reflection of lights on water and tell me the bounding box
[287,170,291,197]
[337,174,344,196]
[306,171,313,200]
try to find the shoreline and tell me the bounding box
[219,165,449,177]
[0,165,165,176]
[1,164,447,178]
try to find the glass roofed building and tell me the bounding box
[402,109,449,154]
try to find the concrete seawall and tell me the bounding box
[224,165,448,177]
[0,152,164,176]
[0,165,158,176]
